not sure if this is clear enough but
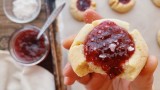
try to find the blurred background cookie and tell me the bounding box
[157,30,160,46]
[109,0,135,13]
[152,0,160,7]
[70,0,96,21]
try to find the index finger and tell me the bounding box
[63,9,103,50]
[63,35,76,49]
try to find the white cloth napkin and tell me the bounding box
[0,50,55,90]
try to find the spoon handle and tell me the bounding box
[37,2,66,39]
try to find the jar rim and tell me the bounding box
[9,25,50,66]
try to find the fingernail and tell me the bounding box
[64,63,70,70]
[149,55,156,60]
[64,77,68,85]
[63,63,70,75]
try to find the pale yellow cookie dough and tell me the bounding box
[152,0,160,7]
[68,19,148,81]
[109,0,136,13]
[70,0,96,21]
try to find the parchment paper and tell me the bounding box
[58,0,160,89]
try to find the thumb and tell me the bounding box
[83,9,102,23]
[130,55,158,90]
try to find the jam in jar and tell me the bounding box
[9,26,49,66]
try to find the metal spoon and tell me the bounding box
[37,1,66,39]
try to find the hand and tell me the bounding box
[63,9,158,90]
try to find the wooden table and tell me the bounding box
[0,0,66,90]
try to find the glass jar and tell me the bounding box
[9,25,49,66]
[3,0,41,23]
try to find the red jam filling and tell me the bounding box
[77,0,91,11]
[119,0,130,4]
[14,29,46,62]
[84,21,135,79]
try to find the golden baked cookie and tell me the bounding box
[70,0,96,21]
[152,0,160,7]
[68,19,148,81]
[109,0,136,13]
[157,30,160,46]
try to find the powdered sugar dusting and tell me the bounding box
[109,43,116,52]
[128,46,134,51]
[99,54,107,59]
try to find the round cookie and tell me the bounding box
[68,19,148,81]
[157,30,160,46]
[109,0,136,13]
[152,0,160,7]
[70,0,96,21]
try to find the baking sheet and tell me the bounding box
[57,0,160,90]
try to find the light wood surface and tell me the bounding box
[0,0,47,50]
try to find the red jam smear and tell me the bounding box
[14,29,46,62]
[84,21,135,79]
[77,0,91,11]
[119,0,130,4]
